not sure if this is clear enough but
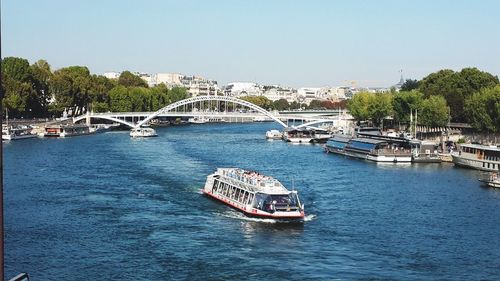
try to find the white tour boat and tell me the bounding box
[265,129,283,140]
[129,127,157,137]
[2,124,38,140]
[452,143,500,171]
[202,168,305,220]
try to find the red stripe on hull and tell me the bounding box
[202,189,304,220]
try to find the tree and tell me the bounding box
[118,71,148,88]
[271,99,289,111]
[30,60,53,116]
[419,95,449,127]
[368,93,393,127]
[400,79,420,91]
[50,66,93,116]
[419,68,499,122]
[392,90,423,123]
[2,57,31,82]
[1,57,35,117]
[108,86,132,112]
[464,85,500,133]
[347,92,372,123]
[308,99,323,109]
[239,96,272,109]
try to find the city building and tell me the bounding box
[223,82,262,97]
[261,85,297,103]
[103,72,120,79]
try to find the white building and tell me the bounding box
[223,82,262,97]
[181,75,218,96]
[261,86,297,103]
[154,73,183,86]
[297,88,323,105]
[103,72,120,79]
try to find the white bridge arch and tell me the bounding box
[73,114,136,128]
[73,95,288,128]
[135,95,288,128]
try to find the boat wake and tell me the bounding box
[219,210,316,224]
[219,211,278,223]
[303,214,316,222]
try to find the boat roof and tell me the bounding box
[329,134,352,142]
[214,168,291,195]
[460,143,500,152]
[351,137,386,144]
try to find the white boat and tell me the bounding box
[479,172,500,188]
[265,129,283,140]
[283,128,313,143]
[188,116,209,124]
[452,143,500,171]
[129,127,157,137]
[202,168,305,220]
[2,124,38,140]
[326,136,413,163]
[44,124,92,137]
[253,116,269,122]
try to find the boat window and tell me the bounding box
[247,193,254,205]
[235,188,241,200]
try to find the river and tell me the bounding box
[4,122,500,280]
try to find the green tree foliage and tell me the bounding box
[419,95,449,127]
[2,57,33,117]
[239,96,272,109]
[400,79,420,91]
[392,90,423,123]
[368,93,393,127]
[419,68,499,122]
[29,60,53,116]
[50,66,94,115]
[308,99,323,109]
[118,71,148,88]
[107,85,188,112]
[3,57,31,82]
[464,85,500,133]
[271,99,289,111]
[348,92,393,126]
[347,92,373,123]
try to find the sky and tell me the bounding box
[2,0,500,88]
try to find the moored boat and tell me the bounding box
[478,172,500,188]
[326,135,412,163]
[188,116,209,124]
[325,134,352,154]
[129,127,157,137]
[265,129,283,140]
[283,128,313,143]
[2,124,38,140]
[452,143,500,171]
[44,124,92,137]
[202,168,305,220]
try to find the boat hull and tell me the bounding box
[202,190,305,220]
[452,154,500,172]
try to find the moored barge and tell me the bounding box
[202,168,305,220]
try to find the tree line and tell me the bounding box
[347,67,500,133]
[1,57,188,118]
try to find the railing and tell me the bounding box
[9,273,29,281]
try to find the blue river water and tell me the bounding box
[4,122,500,280]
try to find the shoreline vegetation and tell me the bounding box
[2,56,499,133]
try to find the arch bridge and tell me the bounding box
[73,95,289,128]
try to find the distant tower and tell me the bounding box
[394,69,404,89]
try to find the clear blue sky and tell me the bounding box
[3,0,499,88]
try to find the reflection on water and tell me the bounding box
[4,122,500,280]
